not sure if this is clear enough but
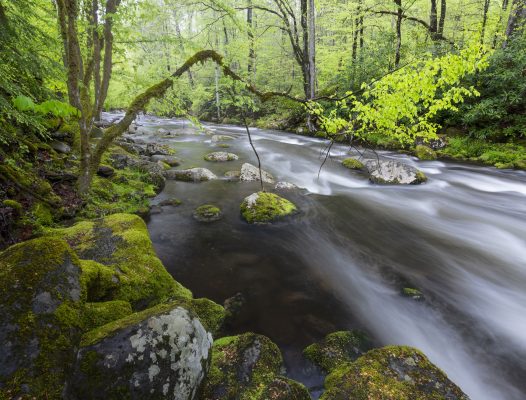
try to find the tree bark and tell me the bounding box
[438,0,446,35]
[394,0,403,67]
[247,0,255,78]
[503,0,526,47]
[430,0,439,39]
[173,10,195,87]
[481,0,490,44]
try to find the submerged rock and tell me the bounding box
[321,346,468,400]
[201,333,310,400]
[365,160,427,184]
[150,154,181,166]
[225,170,241,181]
[159,198,182,207]
[240,192,297,223]
[204,151,239,162]
[239,163,275,183]
[275,181,299,190]
[303,330,371,372]
[68,304,212,400]
[211,134,235,142]
[402,287,425,301]
[193,204,222,222]
[164,168,217,182]
[342,158,365,170]
[415,144,438,160]
[0,237,84,399]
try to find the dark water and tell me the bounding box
[111,113,526,399]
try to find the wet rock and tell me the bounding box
[149,205,163,215]
[164,168,217,182]
[225,170,241,181]
[146,143,173,156]
[202,333,309,400]
[303,330,371,372]
[415,144,438,160]
[204,151,239,162]
[240,192,297,224]
[239,163,275,183]
[159,198,182,207]
[321,346,469,400]
[193,204,222,222]
[50,140,72,154]
[402,287,424,301]
[67,305,212,400]
[275,181,298,190]
[342,158,365,170]
[211,134,235,142]
[150,154,181,166]
[157,128,169,135]
[96,165,115,178]
[224,292,246,322]
[0,238,84,398]
[117,141,146,155]
[365,160,427,185]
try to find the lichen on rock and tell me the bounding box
[240,192,297,223]
[204,151,239,162]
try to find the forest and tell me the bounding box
[1,0,526,399]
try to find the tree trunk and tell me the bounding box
[481,0,490,44]
[503,0,526,47]
[394,0,403,67]
[173,10,195,87]
[247,0,255,79]
[430,0,439,39]
[493,0,510,47]
[438,0,446,35]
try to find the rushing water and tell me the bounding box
[112,113,526,399]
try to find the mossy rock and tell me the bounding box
[303,330,371,372]
[415,145,437,160]
[204,151,239,162]
[48,213,192,310]
[342,158,365,170]
[240,192,297,224]
[321,346,469,400]
[401,287,424,301]
[0,237,84,399]
[259,376,311,400]
[194,204,223,222]
[201,333,284,400]
[68,304,213,400]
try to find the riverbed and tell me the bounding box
[117,113,526,400]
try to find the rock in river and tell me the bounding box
[204,151,239,162]
[211,134,235,142]
[365,160,427,184]
[240,192,297,223]
[239,163,275,183]
[164,167,217,182]
[150,154,181,166]
[193,204,223,222]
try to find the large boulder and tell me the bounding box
[67,304,213,400]
[321,346,469,400]
[239,163,275,183]
[48,214,192,310]
[201,333,310,400]
[240,192,297,224]
[0,237,84,399]
[50,140,72,154]
[204,152,239,162]
[303,330,371,372]
[164,168,217,182]
[365,160,427,184]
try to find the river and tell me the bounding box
[114,113,526,400]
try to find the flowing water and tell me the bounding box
[111,113,526,399]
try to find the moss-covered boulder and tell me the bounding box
[0,237,84,399]
[342,158,365,170]
[194,204,223,222]
[303,330,371,372]
[204,151,239,162]
[240,192,297,223]
[415,145,438,160]
[202,333,310,400]
[321,346,468,400]
[48,213,192,309]
[67,304,213,400]
[365,160,428,185]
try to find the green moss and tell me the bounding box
[82,300,133,331]
[201,333,284,400]
[2,199,22,212]
[415,171,428,183]
[194,204,222,222]
[321,345,468,400]
[31,202,54,227]
[260,376,311,400]
[303,330,371,372]
[402,288,422,297]
[184,297,225,335]
[342,158,365,170]
[48,213,192,310]
[414,145,437,160]
[241,192,297,224]
[217,143,230,148]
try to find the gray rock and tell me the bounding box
[275,181,298,190]
[150,155,181,166]
[364,160,427,185]
[146,143,173,156]
[204,152,239,162]
[164,168,217,182]
[211,134,235,142]
[67,306,213,400]
[109,153,165,191]
[239,163,275,183]
[157,128,169,135]
[50,140,72,154]
[117,141,147,155]
[97,165,115,178]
